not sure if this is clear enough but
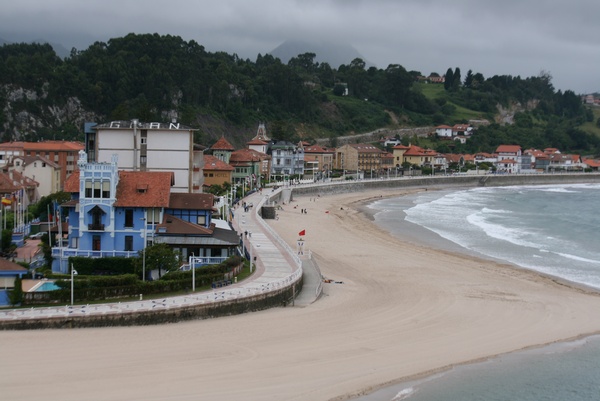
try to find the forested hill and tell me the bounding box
[0,33,598,155]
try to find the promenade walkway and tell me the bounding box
[0,190,312,324]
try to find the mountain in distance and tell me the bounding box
[269,39,374,68]
[0,32,98,58]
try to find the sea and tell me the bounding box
[353,183,600,401]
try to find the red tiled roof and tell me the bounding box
[583,158,600,168]
[304,144,333,153]
[158,214,214,235]
[168,193,214,210]
[403,145,437,157]
[211,136,235,151]
[113,171,173,207]
[496,145,521,153]
[0,259,28,272]
[230,148,270,163]
[203,155,234,171]
[347,143,383,153]
[246,138,268,145]
[63,171,80,192]
[22,141,84,152]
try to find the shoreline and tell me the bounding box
[269,187,600,400]
[355,186,600,296]
[2,186,600,401]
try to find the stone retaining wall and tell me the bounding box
[288,173,600,198]
[0,280,303,330]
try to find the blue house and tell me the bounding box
[0,259,28,306]
[52,151,239,273]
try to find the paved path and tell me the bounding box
[0,189,316,322]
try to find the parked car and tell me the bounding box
[29,232,45,239]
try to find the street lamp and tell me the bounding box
[70,263,78,305]
[191,252,195,292]
[141,217,147,282]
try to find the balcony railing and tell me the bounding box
[52,247,139,259]
[87,223,105,231]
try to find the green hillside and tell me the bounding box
[0,34,598,155]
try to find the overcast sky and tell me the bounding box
[2,0,599,94]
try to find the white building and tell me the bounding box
[86,120,202,193]
[10,155,61,199]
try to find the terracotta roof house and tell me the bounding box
[230,148,271,187]
[303,144,334,179]
[210,136,236,164]
[52,151,239,274]
[0,141,83,192]
[334,143,384,172]
[495,145,522,173]
[203,154,234,188]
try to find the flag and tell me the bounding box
[298,229,306,236]
[1,197,11,205]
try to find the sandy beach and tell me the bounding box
[2,187,600,401]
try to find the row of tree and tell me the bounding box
[0,33,597,154]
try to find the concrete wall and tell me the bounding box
[0,280,303,330]
[287,173,600,198]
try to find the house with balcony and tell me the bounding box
[303,144,334,180]
[268,140,304,179]
[52,151,239,274]
[230,148,271,188]
[495,145,522,173]
[335,143,383,174]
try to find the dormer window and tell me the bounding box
[137,184,148,194]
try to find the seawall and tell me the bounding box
[287,173,600,197]
[0,282,302,330]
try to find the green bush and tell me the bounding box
[68,257,135,275]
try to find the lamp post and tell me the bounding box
[70,264,78,305]
[191,253,195,292]
[141,217,147,282]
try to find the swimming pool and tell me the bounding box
[34,281,60,292]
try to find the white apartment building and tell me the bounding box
[86,120,202,193]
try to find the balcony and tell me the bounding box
[52,247,138,259]
[87,223,105,231]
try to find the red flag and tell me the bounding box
[298,229,306,236]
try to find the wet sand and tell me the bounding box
[2,188,600,401]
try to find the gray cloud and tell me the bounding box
[1,0,598,93]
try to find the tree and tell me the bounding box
[444,68,454,90]
[135,243,180,279]
[452,67,461,91]
[464,69,474,88]
[9,276,24,306]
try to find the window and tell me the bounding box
[197,215,206,225]
[147,208,161,224]
[93,182,101,198]
[102,181,110,198]
[92,235,101,251]
[124,236,133,251]
[125,209,134,228]
[85,181,92,197]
